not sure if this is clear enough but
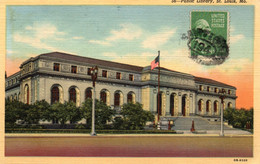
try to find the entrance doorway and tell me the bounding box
[182,95,187,116]
[170,93,175,116]
[157,92,162,116]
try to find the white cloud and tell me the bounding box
[106,23,142,41]
[13,22,66,51]
[89,23,142,46]
[14,33,62,52]
[89,40,111,46]
[73,36,84,40]
[230,34,245,44]
[142,28,177,49]
[28,23,65,40]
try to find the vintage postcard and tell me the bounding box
[0,0,259,164]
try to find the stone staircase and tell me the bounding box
[169,116,234,131]
[144,116,252,135]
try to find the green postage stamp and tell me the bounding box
[189,11,229,65]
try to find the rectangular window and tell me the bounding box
[199,85,203,91]
[207,86,210,92]
[228,90,231,95]
[116,72,121,79]
[87,68,91,75]
[71,66,77,73]
[129,74,134,81]
[102,70,107,78]
[53,63,60,71]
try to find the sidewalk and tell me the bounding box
[5,130,253,137]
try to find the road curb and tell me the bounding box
[5,133,253,137]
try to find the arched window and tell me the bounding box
[14,94,17,101]
[170,93,176,116]
[206,100,210,112]
[127,93,133,103]
[114,92,120,107]
[24,84,29,104]
[228,102,232,108]
[69,88,76,103]
[198,99,203,112]
[85,88,92,100]
[181,95,187,116]
[100,90,107,103]
[51,86,59,104]
[214,101,218,113]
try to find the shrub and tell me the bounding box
[113,103,154,130]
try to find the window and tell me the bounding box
[228,102,232,108]
[69,88,76,103]
[215,88,218,93]
[228,90,231,95]
[100,91,107,104]
[129,74,134,81]
[116,72,121,79]
[24,85,29,104]
[207,86,210,92]
[127,93,133,103]
[53,63,60,71]
[85,88,92,100]
[51,86,59,104]
[87,68,91,75]
[199,85,203,91]
[206,101,210,112]
[71,66,77,73]
[198,100,202,111]
[114,92,120,107]
[214,101,218,113]
[102,70,107,77]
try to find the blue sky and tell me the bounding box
[6,5,254,75]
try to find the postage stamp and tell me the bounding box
[188,11,229,65]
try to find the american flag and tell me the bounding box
[151,55,159,70]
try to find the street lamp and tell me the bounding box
[219,88,226,136]
[90,66,98,136]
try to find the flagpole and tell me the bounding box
[157,50,160,125]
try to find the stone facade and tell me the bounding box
[5,52,237,120]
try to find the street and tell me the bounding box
[5,135,253,157]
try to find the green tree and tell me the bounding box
[224,107,254,129]
[232,108,247,128]
[224,108,236,125]
[65,101,82,124]
[50,101,82,126]
[246,108,253,129]
[5,99,29,126]
[114,102,154,130]
[81,99,115,129]
[24,100,51,124]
